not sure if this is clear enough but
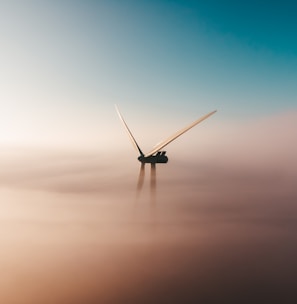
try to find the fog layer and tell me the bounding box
[0,111,296,303]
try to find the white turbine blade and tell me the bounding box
[115,105,144,156]
[145,110,217,157]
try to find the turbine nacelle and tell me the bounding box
[115,105,217,162]
[116,105,216,201]
[138,151,168,164]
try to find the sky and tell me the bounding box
[1,1,297,303]
[0,0,296,148]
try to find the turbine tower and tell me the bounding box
[115,105,216,197]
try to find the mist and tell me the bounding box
[1,111,297,303]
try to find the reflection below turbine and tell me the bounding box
[150,163,156,207]
[136,163,157,208]
[137,163,145,194]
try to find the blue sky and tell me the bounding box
[1,6,297,302]
[1,0,296,147]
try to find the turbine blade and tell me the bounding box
[115,105,144,156]
[145,110,217,157]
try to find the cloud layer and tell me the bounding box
[0,111,296,303]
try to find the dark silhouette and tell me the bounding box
[116,105,216,205]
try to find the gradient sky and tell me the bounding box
[1,0,296,148]
[1,2,297,303]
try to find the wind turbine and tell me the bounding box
[115,105,217,196]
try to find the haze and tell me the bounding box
[1,1,297,303]
[1,111,296,303]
